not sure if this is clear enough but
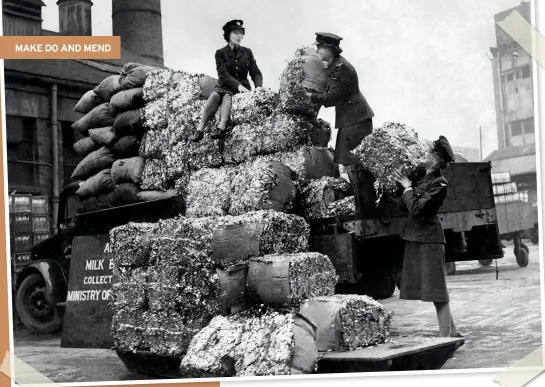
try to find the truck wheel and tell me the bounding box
[445,262,456,276]
[531,235,539,245]
[514,247,529,268]
[520,242,529,255]
[479,259,493,266]
[16,274,63,334]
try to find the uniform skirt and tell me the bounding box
[334,119,373,165]
[213,85,236,97]
[399,241,450,303]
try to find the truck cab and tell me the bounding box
[14,183,185,334]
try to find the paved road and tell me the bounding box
[11,241,543,382]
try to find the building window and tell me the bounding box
[506,73,514,82]
[6,115,38,189]
[522,65,531,79]
[510,121,523,136]
[62,121,83,186]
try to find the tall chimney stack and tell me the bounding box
[57,0,92,36]
[112,0,164,67]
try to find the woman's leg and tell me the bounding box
[191,93,222,141]
[434,301,453,337]
[210,94,232,139]
[219,94,232,130]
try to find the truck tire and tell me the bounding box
[520,242,529,255]
[445,262,456,276]
[514,246,529,268]
[16,274,63,334]
[531,235,539,245]
[479,259,493,266]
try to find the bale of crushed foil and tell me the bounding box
[139,128,171,159]
[299,294,394,352]
[109,222,156,267]
[223,113,323,165]
[186,137,224,171]
[299,177,353,219]
[247,252,337,306]
[326,195,356,217]
[229,159,296,216]
[143,68,174,102]
[353,122,427,203]
[140,158,171,191]
[278,47,322,117]
[185,166,237,218]
[111,267,148,313]
[211,210,310,266]
[146,236,222,319]
[180,307,318,377]
[141,96,169,131]
[168,99,220,139]
[164,141,190,181]
[258,146,338,182]
[230,87,279,126]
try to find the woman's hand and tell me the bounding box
[238,85,250,93]
[392,170,411,189]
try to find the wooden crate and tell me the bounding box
[12,233,32,253]
[11,194,32,213]
[33,232,50,246]
[32,196,49,214]
[13,252,31,272]
[11,213,32,233]
[32,214,50,233]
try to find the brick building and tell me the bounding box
[3,0,164,236]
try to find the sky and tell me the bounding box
[42,0,527,158]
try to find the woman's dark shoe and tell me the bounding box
[189,131,203,142]
[210,128,226,140]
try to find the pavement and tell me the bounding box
[10,241,543,382]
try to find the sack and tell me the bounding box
[111,157,145,185]
[247,252,337,306]
[198,75,218,100]
[111,135,140,158]
[108,183,140,207]
[73,136,97,156]
[74,90,103,114]
[94,75,122,101]
[76,169,116,198]
[71,146,116,180]
[120,63,156,90]
[291,313,318,374]
[217,264,249,315]
[137,189,178,202]
[110,88,145,113]
[71,103,116,135]
[88,126,117,147]
[113,110,144,137]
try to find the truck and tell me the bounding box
[13,161,496,373]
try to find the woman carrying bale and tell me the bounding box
[305,32,374,173]
[392,136,464,340]
[190,19,263,142]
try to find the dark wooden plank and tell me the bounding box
[321,336,463,362]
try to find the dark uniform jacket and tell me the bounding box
[215,45,263,93]
[401,169,448,243]
[310,55,374,128]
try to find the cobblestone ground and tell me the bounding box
[382,240,543,370]
[11,242,543,381]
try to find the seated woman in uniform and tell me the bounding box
[393,136,464,341]
[190,19,263,142]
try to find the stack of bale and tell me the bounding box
[108,46,394,377]
[71,63,169,213]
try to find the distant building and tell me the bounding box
[489,1,535,149]
[486,1,538,225]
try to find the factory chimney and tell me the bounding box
[57,0,92,36]
[112,0,164,67]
